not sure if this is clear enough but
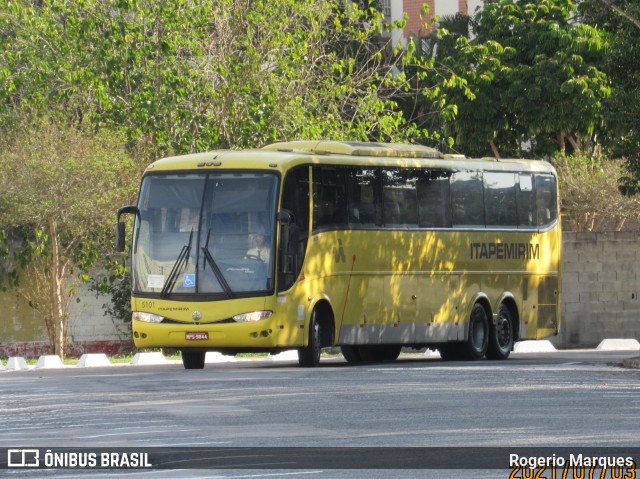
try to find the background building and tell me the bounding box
[381,0,485,45]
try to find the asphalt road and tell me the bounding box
[1,350,639,479]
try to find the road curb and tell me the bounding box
[4,348,640,370]
[513,340,557,353]
[597,338,640,350]
[36,355,64,369]
[78,353,112,368]
[130,352,169,365]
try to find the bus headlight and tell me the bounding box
[133,312,165,323]
[232,311,272,322]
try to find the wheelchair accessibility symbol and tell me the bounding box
[183,274,196,288]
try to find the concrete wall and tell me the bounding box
[556,231,640,349]
[67,281,131,343]
[0,280,132,358]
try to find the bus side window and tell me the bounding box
[381,168,418,227]
[484,172,517,227]
[417,169,452,228]
[346,168,379,227]
[535,174,558,227]
[312,166,348,230]
[451,171,485,227]
[517,173,535,228]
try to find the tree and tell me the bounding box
[415,0,610,158]
[0,0,435,353]
[0,0,428,157]
[555,154,640,231]
[0,118,141,357]
[578,0,640,193]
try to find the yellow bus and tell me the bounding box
[116,141,561,369]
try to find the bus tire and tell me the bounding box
[357,345,401,362]
[182,350,205,369]
[340,345,363,363]
[298,309,322,367]
[438,344,464,361]
[464,303,489,360]
[486,303,514,360]
[357,346,377,362]
[379,345,402,361]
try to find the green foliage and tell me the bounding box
[0,0,438,343]
[555,153,640,231]
[89,258,132,323]
[578,0,640,194]
[0,0,428,158]
[414,0,610,158]
[0,117,139,242]
[0,116,141,356]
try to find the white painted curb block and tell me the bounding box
[0,358,4,370]
[268,350,298,361]
[205,352,237,363]
[514,340,557,353]
[423,349,441,358]
[6,357,29,370]
[78,354,112,368]
[596,339,640,351]
[36,355,64,369]
[130,352,168,365]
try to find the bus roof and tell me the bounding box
[262,140,444,158]
[144,141,557,175]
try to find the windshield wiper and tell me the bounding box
[203,228,212,271]
[160,229,193,298]
[201,240,234,299]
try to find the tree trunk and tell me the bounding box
[489,139,500,160]
[556,131,566,153]
[48,216,67,359]
[566,133,581,157]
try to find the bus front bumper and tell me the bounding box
[132,319,283,349]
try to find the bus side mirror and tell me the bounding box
[116,205,139,253]
[116,221,126,253]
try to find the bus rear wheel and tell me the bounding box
[358,345,402,362]
[298,310,322,367]
[340,345,363,363]
[182,350,205,369]
[463,303,489,360]
[438,344,464,361]
[486,303,514,360]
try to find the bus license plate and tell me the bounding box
[186,332,208,340]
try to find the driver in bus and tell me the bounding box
[245,229,270,263]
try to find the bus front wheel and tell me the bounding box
[182,350,205,369]
[298,310,322,367]
[486,303,514,360]
[464,303,489,360]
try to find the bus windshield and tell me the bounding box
[132,172,278,297]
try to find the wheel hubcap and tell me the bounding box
[497,314,512,348]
